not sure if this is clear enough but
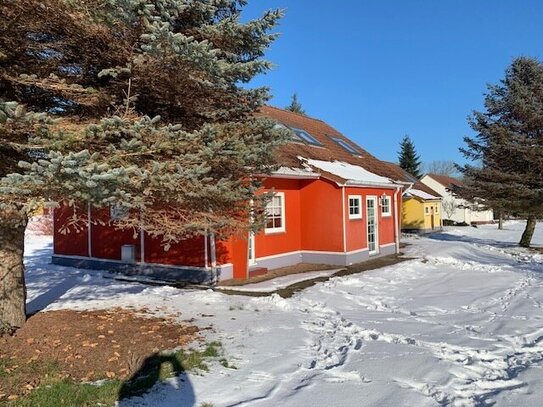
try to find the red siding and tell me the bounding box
[90,208,141,261]
[54,204,88,257]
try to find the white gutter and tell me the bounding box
[203,230,209,269]
[140,229,145,264]
[342,186,347,253]
[210,233,217,283]
[87,202,92,258]
[394,186,401,254]
[344,180,403,189]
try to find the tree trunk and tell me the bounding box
[519,215,537,248]
[498,212,503,230]
[0,212,28,334]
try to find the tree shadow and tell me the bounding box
[427,230,518,249]
[117,352,196,406]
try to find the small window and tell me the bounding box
[332,137,359,154]
[381,196,391,216]
[435,205,439,214]
[425,206,430,215]
[291,128,322,146]
[265,192,286,233]
[348,195,362,219]
[110,204,129,220]
[275,123,304,143]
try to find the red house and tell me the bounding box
[53,107,411,283]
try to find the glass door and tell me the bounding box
[367,197,379,255]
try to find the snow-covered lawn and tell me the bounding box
[25,221,543,407]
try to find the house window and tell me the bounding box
[435,205,439,214]
[110,204,129,220]
[332,137,359,155]
[348,195,362,219]
[291,128,322,146]
[425,206,430,215]
[381,196,391,216]
[265,192,285,233]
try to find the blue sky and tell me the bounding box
[242,1,543,167]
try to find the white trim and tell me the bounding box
[264,191,286,234]
[87,202,92,258]
[255,247,369,262]
[342,187,347,252]
[366,196,379,255]
[248,232,256,266]
[381,195,392,217]
[380,242,396,249]
[348,194,363,220]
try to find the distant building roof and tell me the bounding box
[426,173,464,189]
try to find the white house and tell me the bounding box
[420,173,494,224]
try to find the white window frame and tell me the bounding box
[265,192,286,234]
[381,195,391,217]
[348,195,362,220]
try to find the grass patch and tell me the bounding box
[5,342,229,407]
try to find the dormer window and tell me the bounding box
[291,128,322,146]
[331,137,359,155]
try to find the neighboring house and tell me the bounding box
[402,181,442,233]
[53,107,412,283]
[420,173,494,224]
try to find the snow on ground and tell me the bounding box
[215,269,342,293]
[24,221,543,407]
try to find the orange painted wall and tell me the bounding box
[344,187,399,251]
[254,178,302,258]
[300,178,344,252]
[53,204,88,257]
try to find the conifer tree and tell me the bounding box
[458,57,543,245]
[285,93,306,115]
[0,0,284,332]
[398,135,422,178]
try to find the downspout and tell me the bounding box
[341,186,347,253]
[203,230,209,270]
[87,202,92,258]
[394,187,400,254]
[140,211,145,264]
[210,233,217,285]
[140,229,145,264]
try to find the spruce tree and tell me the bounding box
[285,93,306,115]
[0,0,283,332]
[398,135,422,178]
[459,57,543,245]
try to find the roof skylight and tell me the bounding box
[331,137,359,154]
[291,128,322,146]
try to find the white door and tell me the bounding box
[367,197,379,255]
[248,232,256,265]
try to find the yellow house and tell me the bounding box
[402,182,442,233]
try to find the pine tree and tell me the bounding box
[398,135,422,178]
[458,57,543,244]
[285,93,306,115]
[0,0,283,332]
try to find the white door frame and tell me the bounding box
[248,232,256,266]
[366,196,379,255]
